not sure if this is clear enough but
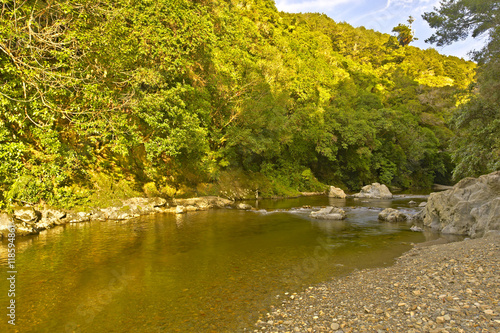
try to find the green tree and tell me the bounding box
[392,17,418,46]
[423,0,500,179]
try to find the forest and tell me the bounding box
[0,0,497,209]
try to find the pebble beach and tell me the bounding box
[252,234,500,333]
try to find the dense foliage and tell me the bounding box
[423,0,500,180]
[0,0,476,208]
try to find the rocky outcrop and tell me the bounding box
[354,183,393,199]
[415,171,500,237]
[310,207,347,220]
[378,208,408,223]
[328,186,346,199]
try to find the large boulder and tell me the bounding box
[417,171,500,237]
[378,208,407,222]
[328,186,346,199]
[354,183,393,199]
[310,207,347,220]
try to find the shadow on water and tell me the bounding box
[0,195,460,332]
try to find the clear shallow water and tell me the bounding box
[0,195,449,332]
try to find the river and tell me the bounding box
[0,195,452,332]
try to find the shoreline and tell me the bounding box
[0,193,338,239]
[251,233,500,333]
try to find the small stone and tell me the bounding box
[436,316,445,324]
[331,323,340,330]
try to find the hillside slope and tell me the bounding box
[0,0,476,208]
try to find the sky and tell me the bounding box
[274,0,487,60]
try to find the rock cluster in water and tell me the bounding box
[309,207,346,220]
[0,196,234,238]
[378,208,408,222]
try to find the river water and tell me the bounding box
[0,195,451,332]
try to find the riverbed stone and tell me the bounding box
[378,208,407,222]
[353,183,393,199]
[310,207,347,220]
[251,234,500,333]
[328,186,347,199]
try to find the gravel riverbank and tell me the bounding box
[251,234,500,333]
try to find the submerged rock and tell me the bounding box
[328,186,347,199]
[410,225,423,232]
[354,183,393,199]
[236,203,253,210]
[378,208,408,222]
[310,206,346,220]
[417,171,500,237]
